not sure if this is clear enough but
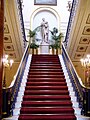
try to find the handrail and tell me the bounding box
[9,44,29,88]
[62,43,83,103]
[62,43,90,116]
[62,43,85,88]
[64,0,79,47]
[2,44,29,117]
[16,0,27,46]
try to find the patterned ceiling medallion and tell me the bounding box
[83,26,90,35]
[79,37,90,44]
[4,44,14,51]
[86,14,90,24]
[76,46,88,52]
[86,28,90,32]
[4,35,12,43]
[4,24,9,33]
[9,53,16,58]
[5,52,16,58]
[74,53,84,59]
[4,37,8,40]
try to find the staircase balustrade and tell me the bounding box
[16,0,27,46]
[2,44,29,117]
[64,0,79,47]
[62,43,90,117]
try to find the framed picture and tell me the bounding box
[34,0,57,5]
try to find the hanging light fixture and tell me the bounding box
[2,54,14,87]
[80,54,90,87]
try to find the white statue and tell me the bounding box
[41,18,49,43]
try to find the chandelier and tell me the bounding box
[80,54,90,87]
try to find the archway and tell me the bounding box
[30,7,60,42]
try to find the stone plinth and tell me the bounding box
[40,41,49,54]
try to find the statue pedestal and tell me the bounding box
[40,41,49,54]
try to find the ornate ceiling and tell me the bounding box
[4,0,25,63]
[66,0,90,63]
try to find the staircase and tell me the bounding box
[18,55,76,120]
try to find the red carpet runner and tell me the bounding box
[19,55,76,120]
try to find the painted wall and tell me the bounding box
[22,0,72,40]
